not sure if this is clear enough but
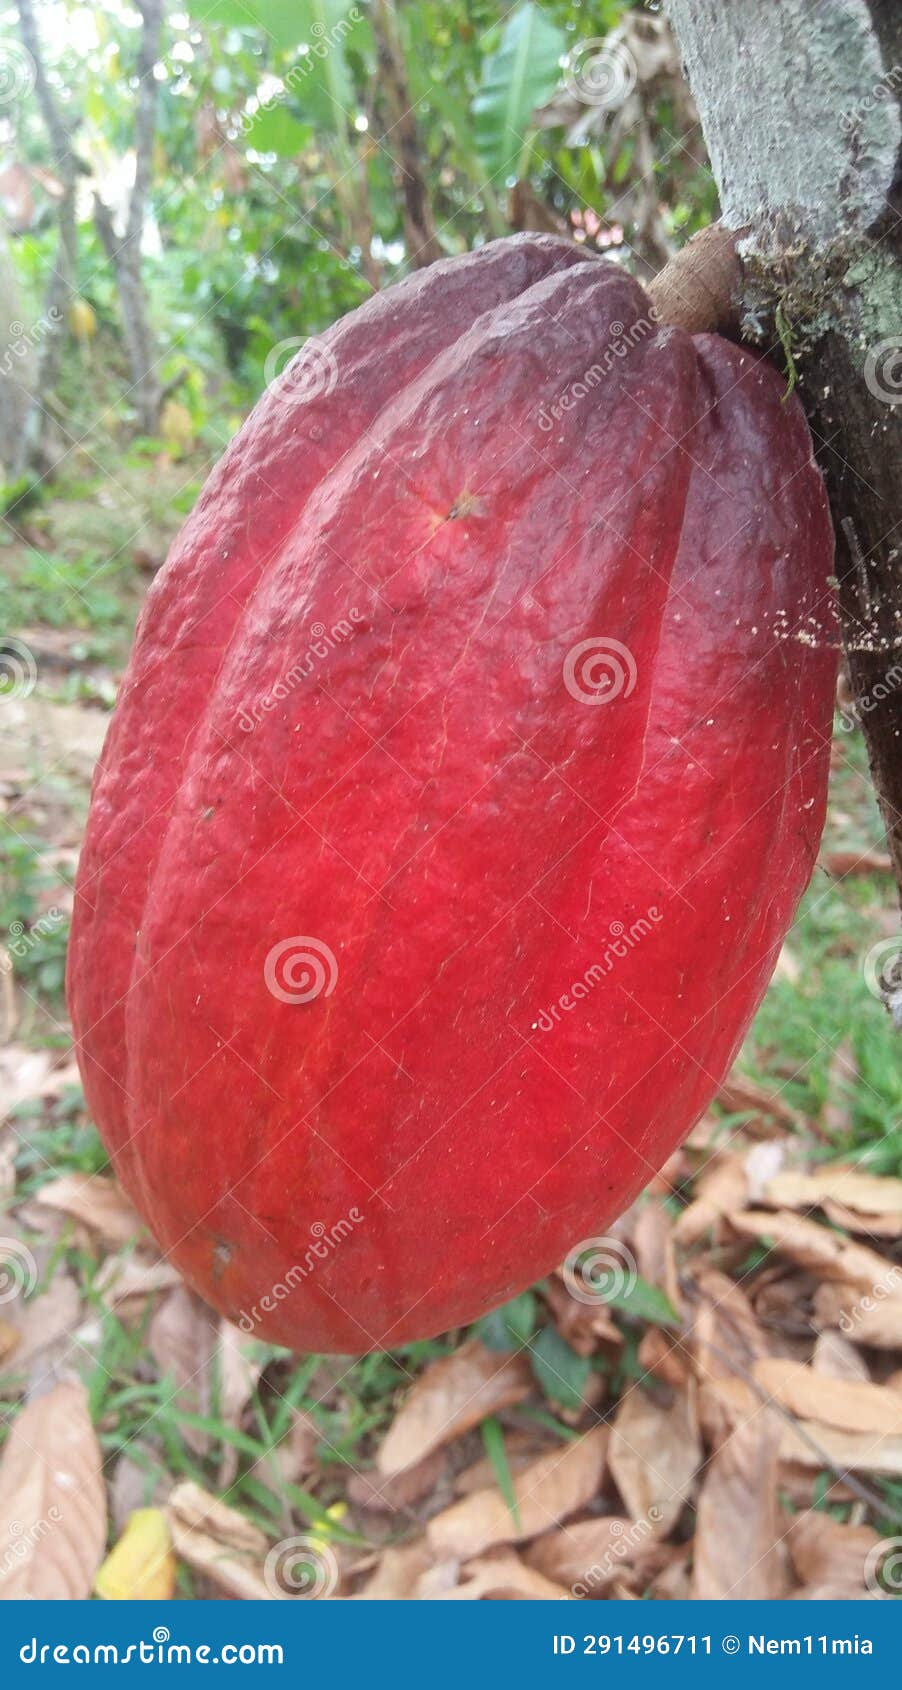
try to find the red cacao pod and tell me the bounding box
[68,235,836,1352]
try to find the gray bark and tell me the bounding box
[667,0,902,1003]
[15,0,80,477]
[94,0,165,435]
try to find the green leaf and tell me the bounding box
[607,1276,681,1329]
[243,104,312,156]
[480,1416,521,1532]
[473,1290,536,1352]
[471,2,566,179]
[528,1326,590,1411]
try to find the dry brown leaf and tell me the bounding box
[812,1329,870,1381]
[755,1357,902,1436]
[216,1320,264,1487]
[813,1282,902,1348]
[525,1515,653,1596]
[454,1430,550,1495]
[763,1165,902,1219]
[0,1379,106,1598]
[545,1275,623,1353]
[377,1338,532,1476]
[821,849,892,877]
[674,1153,748,1246]
[434,1549,572,1600]
[272,1411,320,1488]
[33,1172,142,1248]
[0,1046,56,1121]
[821,1200,902,1238]
[348,1449,447,1513]
[0,1272,81,1378]
[637,1326,690,1388]
[150,1288,216,1455]
[95,1250,181,1310]
[427,1426,607,1559]
[353,1540,434,1599]
[608,1384,700,1534]
[779,1419,902,1475]
[168,1481,267,1554]
[727,1208,900,1292]
[692,1412,788,1599]
[689,1267,771,1384]
[717,1074,803,1132]
[787,1510,878,1595]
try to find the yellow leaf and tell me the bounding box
[68,298,96,343]
[160,399,194,457]
[95,1508,176,1601]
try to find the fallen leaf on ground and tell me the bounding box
[0,1272,81,1380]
[434,1549,571,1600]
[525,1515,653,1596]
[348,1449,447,1513]
[763,1165,902,1219]
[377,1338,532,1475]
[426,1426,607,1559]
[755,1357,902,1436]
[150,1287,216,1454]
[727,1209,900,1293]
[787,1510,878,1598]
[216,1320,264,1486]
[0,1379,106,1598]
[166,1481,271,1600]
[33,1172,142,1248]
[812,1329,870,1381]
[716,1075,803,1132]
[607,1385,700,1535]
[352,1540,434,1599]
[813,1283,902,1348]
[692,1412,787,1599]
[95,1508,177,1600]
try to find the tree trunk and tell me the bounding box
[665,0,902,1008]
[372,0,443,268]
[94,0,165,435]
[15,0,79,477]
